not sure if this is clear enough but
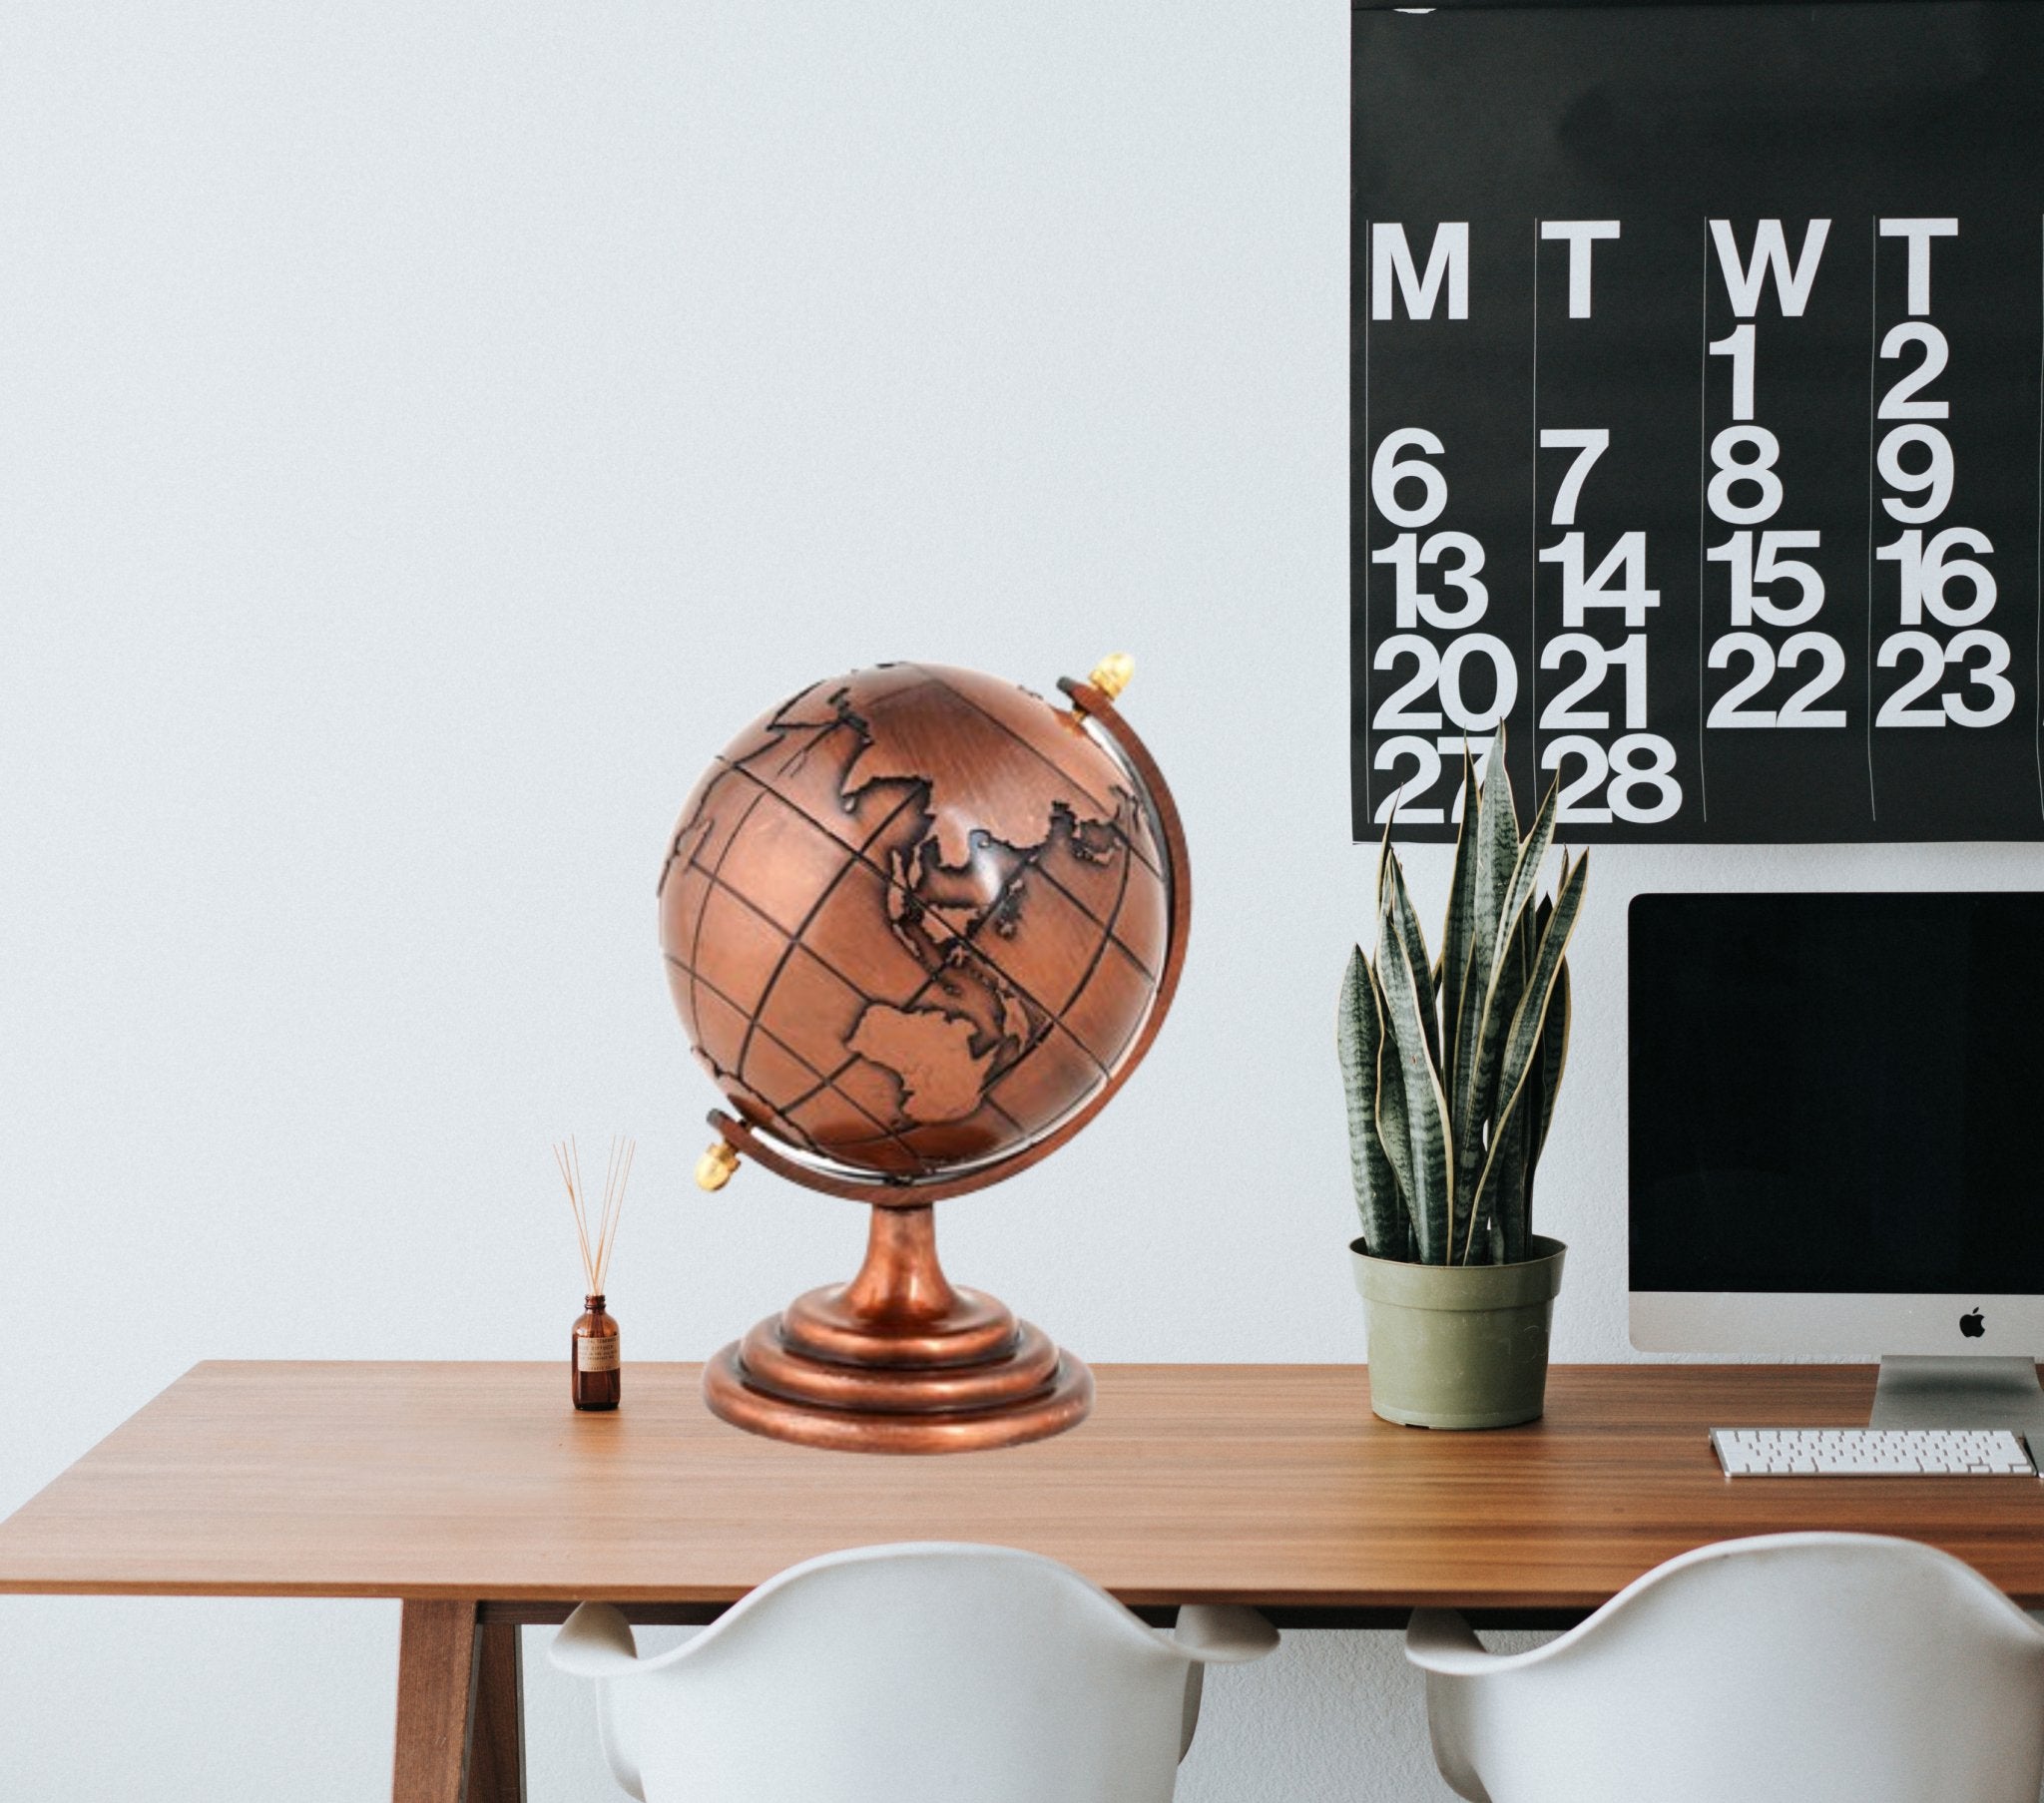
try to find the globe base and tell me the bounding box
[703,1339,1094,1454]
[701,1202,1094,1454]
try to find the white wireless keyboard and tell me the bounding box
[1712,1427,2036,1477]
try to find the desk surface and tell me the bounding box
[5,1361,2044,1619]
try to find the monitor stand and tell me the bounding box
[1869,1355,2044,1439]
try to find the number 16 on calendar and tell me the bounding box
[1868,218,2015,731]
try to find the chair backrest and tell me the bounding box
[1425,1533,2044,1803]
[559,1542,1204,1803]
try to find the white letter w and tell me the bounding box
[1709,219,1831,318]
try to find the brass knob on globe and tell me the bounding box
[1087,652,1135,701]
[696,1139,740,1191]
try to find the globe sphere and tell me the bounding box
[658,662,1181,1191]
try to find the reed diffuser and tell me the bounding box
[556,1134,634,1411]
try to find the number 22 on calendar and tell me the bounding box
[1703,220,1849,734]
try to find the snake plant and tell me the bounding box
[1338,734,1588,1266]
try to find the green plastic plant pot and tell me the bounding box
[1349,1234,1567,1429]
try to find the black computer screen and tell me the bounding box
[1630,892,2044,1294]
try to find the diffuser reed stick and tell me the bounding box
[556,1134,634,1410]
[556,1133,633,1293]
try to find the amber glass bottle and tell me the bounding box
[572,1295,621,1411]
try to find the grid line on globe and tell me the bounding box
[669,778,942,1174]
[658,664,1172,1182]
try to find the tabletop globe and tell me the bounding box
[660,656,1188,1454]
[659,661,1178,1194]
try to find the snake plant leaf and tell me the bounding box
[1438,745,1482,1097]
[1376,880,1454,1263]
[1510,884,1536,1011]
[1461,733,1521,1037]
[1494,777,1562,981]
[1337,944,1404,1257]
[1382,849,1441,1076]
[1451,777,1559,1216]
[1481,1101,1533,1264]
[1370,975,1417,1262]
[1465,851,1590,1258]
[1500,864,1576,1256]
[1451,898,1534,1254]
[1378,811,1437,1015]
[1452,742,1531,1117]
[1507,964,1570,1258]
[1481,724,1520,832]
[1483,910,1541,1267]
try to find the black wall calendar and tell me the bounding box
[1351,0,2044,841]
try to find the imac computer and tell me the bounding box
[1630,891,2044,1436]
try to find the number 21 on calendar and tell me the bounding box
[1535,427,1683,823]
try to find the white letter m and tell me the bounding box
[1372,223,1469,321]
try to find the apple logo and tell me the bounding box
[1961,1308,1986,1339]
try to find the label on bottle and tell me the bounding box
[577,1334,620,1373]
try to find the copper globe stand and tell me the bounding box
[703,1188,1094,1454]
[693,663,1186,1454]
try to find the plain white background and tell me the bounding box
[4,3,2042,1798]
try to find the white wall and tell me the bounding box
[4,3,2042,1798]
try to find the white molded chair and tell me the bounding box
[1406,1531,2044,1803]
[550,1541,1278,1803]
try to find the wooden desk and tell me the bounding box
[6,1361,2044,1802]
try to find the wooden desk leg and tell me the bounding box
[467,1621,526,1803]
[392,1601,526,1803]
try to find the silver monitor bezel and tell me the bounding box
[1629,1289,2044,1357]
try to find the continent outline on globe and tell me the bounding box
[658,662,1181,1191]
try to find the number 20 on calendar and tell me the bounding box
[1367,429,1515,822]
